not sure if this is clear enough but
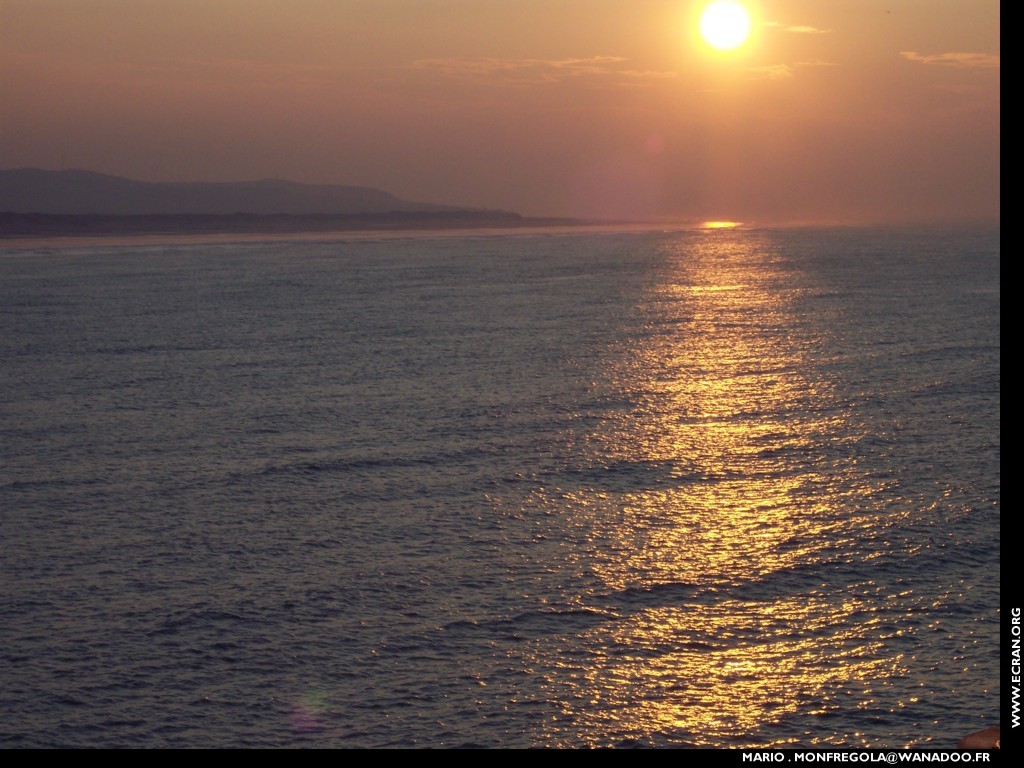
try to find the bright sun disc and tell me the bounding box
[699,1,751,51]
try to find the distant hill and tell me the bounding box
[0,168,478,216]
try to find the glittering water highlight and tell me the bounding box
[0,225,999,748]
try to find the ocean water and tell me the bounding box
[0,225,999,748]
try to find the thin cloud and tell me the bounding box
[748,64,793,81]
[764,21,830,34]
[413,56,624,77]
[901,51,1000,69]
[411,56,673,86]
[747,59,837,80]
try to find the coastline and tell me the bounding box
[0,211,660,250]
[0,210,569,237]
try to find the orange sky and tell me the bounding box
[0,1,1000,224]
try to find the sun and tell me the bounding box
[699,1,752,51]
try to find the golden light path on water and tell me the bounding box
[527,229,909,747]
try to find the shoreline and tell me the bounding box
[0,210,583,237]
[0,212,666,250]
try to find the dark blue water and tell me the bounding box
[0,225,999,747]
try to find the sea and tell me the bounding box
[0,224,1000,749]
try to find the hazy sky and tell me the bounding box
[0,1,1000,224]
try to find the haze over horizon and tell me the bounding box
[0,1,1000,225]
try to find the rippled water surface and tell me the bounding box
[0,226,999,748]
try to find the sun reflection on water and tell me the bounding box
[529,230,906,747]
